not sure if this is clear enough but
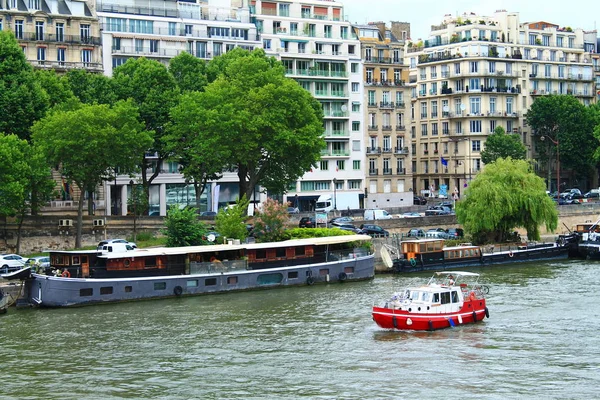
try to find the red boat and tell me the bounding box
[372,271,489,331]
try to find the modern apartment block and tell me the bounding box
[355,21,412,208]
[251,0,365,211]
[406,10,597,196]
[0,0,102,72]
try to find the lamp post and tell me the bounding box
[540,135,559,194]
[129,180,137,242]
[333,178,337,213]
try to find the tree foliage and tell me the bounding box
[527,95,598,187]
[0,31,49,140]
[480,126,527,165]
[201,48,325,198]
[253,198,290,242]
[215,195,250,241]
[162,205,210,247]
[455,158,558,243]
[64,69,118,105]
[169,52,208,93]
[32,101,152,247]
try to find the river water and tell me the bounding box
[1,260,599,399]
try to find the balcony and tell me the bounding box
[17,32,101,46]
[382,125,392,131]
[320,149,350,157]
[367,102,378,108]
[396,168,406,175]
[368,125,378,131]
[382,168,393,175]
[382,147,393,153]
[31,60,103,72]
[323,130,349,138]
[395,102,406,109]
[366,147,382,155]
[369,168,379,176]
[394,147,409,155]
[395,125,406,131]
[379,102,395,109]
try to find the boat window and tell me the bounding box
[276,247,286,258]
[475,249,480,256]
[295,247,305,256]
[79,288,93,297]
[154,282,166,290]
[72,256,80,265]
[410,291,420,301]
[145,257,157,267]
[419,243,426,253]
[432,293,440,303]
[187,280,198,287]
[440,292,451,304]
[288,271,299,279]
[422,292,431,302]
[125,286,132,292]
[451,291,459,303]
[205,278,217,286]
[344,266,354,274]
[227,276,238,285]
[319,268,329,276]
[427,242,435,252]
[459,250,463,257]
[256,249,267,259]
[100,287,113,295]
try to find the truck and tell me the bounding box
[315,193,360,213]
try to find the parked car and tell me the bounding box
[25,256,50,269]
[427,228,447,234]
[364,209,393,220]
[584,190,600,199]
[299,217,316,228]
[560,188,582,198]
[97,239,137,251]
[413,196,427,205]
[401,212,422,218]
[426,231,450,239]
[424,205,453,216]
[287,207,300,214]
[446,228,465,239]
[200,211,217,217]
[407,228,426,238]
[329,216,354,225]
[0,254,28,274]
[564,193,583,204]
[438,201,454,209]
[359,224,389,237]
[334,223,362,234]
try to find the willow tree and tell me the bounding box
[455,158,557,243]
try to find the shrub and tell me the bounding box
[253,198,290,242]
[161,205,210,247]
[215,195,250,241]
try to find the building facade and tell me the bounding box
[406,10,597,196]
[355,21,412,208]
[0,0,102,72]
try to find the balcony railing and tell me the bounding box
[366,147,382,155]
[382,125,392,131]
[382,168,393,175]
[396,125,406,131]
[323,130,349,137]
[369,168,379,175]
[16,32,101,45]
[382,147,393,153]
[368,125,378,131]
[394,147,409,155]
[396,168,406,175]
[31,60,103,71]
[379,102,395,109]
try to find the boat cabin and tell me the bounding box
[401,239,482,264]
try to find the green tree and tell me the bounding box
[162,205,209,247]
[34,69,77,109]
[64,69,118,105]
[202,48,325,198]
[32,101,153,248]
[0,31,49,140]
[455,158,558,243]
[169,52,208,92]
[480,126,527,165]
[0,135,54,252]
[527,95,598,190]
[253,198,290,242]
[215,195,250,241]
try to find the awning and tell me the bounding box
[280,39,309,43]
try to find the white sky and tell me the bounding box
[342,0,600,40]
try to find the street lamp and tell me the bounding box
[332,178,337,212]
[540,135,559,194]
[129,180,137,242]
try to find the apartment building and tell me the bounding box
[406,10,596,197]
[252,0,365,211]
[355,21,413,208]
[0,0,102,72]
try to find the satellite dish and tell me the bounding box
[341,105,348,112]
[443,106,449,112]
[460,104,466,111]
[207,234,216,242]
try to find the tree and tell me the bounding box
[201,48,325,199]
[0,135,54,252]
[34,70,77,109]
[253,198,290,242]
[0,31,49,140]
[113,58,180,201]
[64,69,118,106]
[527,95,598,189]
[169,52,208,92]
[455,158,558,244]
[215,195,250,241]
[32,101,153,248]
[162,205,210,247]
[480,126,527,165]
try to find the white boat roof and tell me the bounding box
[96,234,372,259]
[435,271,480,277]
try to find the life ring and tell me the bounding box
[338,272,347,282]
[61,270,71,278]
[508,251,514,258]
[173,286,183,296]
[469,292,476,301]
[410,258,417,267]
[306,276,315,286]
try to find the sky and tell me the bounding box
[342,0,600,41]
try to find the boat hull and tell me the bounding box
[24,255,375,307]
[372,299,488,331]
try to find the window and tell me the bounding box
[351,82,359,93]
[135,39,143,52]
[352,103,360,112]
[352,121,360,131]
[168,22,177,36]
[469,97,481,115]
[421,123,428,136]
[489,97,496,113]
[348,180,361,189]
[472,140,481,151]
[420,102,427,118]
[320,160,328,171]
[57,47,65,65]
[80,49,92,66]
[80,24,90,41]
[112,37,121,50]
[336,160,345,171]
[348,45,355,55]
[469,120,482,133]
[351,63,358,73]
[352,140,361,151]
[35,21,44,41]
[279,3,289,17]
[353,160,361,170]
[506,97,514,114]
[37,47,46,63]
[130,20,153,34]
[55,23,64,41]
[29,0,40,8]
[150,40,159,53]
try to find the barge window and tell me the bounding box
[344,267,354,274]
[72,256,80,265]
[154,282,166,290]
[80,288,93,297]
[145,257,157,267]
[319,268,329,276]
[256,249,267,259]
[295,247,305,256]
[276,248,286,258]
[187,280,198,287]
[440,292,451,304]
[451,291,459,303]
[205,278,217,286]
[125,286,132,292]
[288,271,299,279]
[432,293,440,303]
[227,276,238,285]
[100,286,113,295]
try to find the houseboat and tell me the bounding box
[382,236,572,273]
[6,235,374,308]
[567,219,600,260]
[372,271,489,331]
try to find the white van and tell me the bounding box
[364,209,393,221]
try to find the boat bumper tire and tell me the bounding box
[338,272,347,282]
[173,286,183,296]
[306,276,315,286]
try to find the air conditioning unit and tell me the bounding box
[93,219,105,227]
[59,219,73,227]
